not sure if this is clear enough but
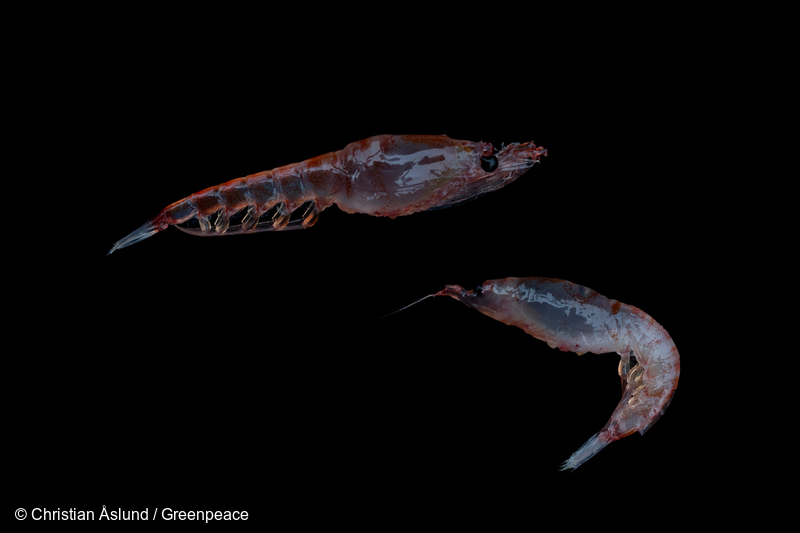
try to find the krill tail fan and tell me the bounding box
[108,215,167,255]
[559,433,608,471]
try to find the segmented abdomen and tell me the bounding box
[162,150,344,234]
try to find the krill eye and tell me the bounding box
[480,155,498,172]
[474,285,483,296]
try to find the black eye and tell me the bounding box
[480,155,498,172]
[474,285,483,296]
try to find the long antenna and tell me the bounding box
[379,292,441,319]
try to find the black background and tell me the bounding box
[11,11,731,526]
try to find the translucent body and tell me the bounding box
[429,277,680,470]
[108,134,546,253]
